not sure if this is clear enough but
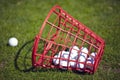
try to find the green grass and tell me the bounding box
[0,0,120,80]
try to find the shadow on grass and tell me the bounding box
[14,39,35,72]
[14,39,89,75]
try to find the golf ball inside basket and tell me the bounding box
[87,52,97,64]
[87,57,94,64]
[78,47,88,62]
[70,46,79,59]
[59,51,70,67]
[79,55,86,62]
[53,55,60,65]
[70,46,79,53]
[81,47,88,54]
[60,51,69,59]
[60,60,69,67]
[53,51,70,66]
[86,52,97,70]
[91,52,97,57]
[78,63,84,69]
[70,59,76,67]
[8,37,18,47]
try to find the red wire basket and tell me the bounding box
[32,5,105,74]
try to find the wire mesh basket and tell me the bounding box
[32,5,105,74]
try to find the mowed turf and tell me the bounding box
[0,0,120,80]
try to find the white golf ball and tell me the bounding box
[79,55,86,62]
[86,57,94,70]
[53,55,60,65]
[77,55,86,69]
[70,46,79,59]
[86,52,97,70]
[78,47,88,61]
[78,48,88,62]
[91,52,97,58]
[87,57,94,64]
[78,63,84,69]
[53,51,70,66]
[81,47,88,54]
[69,59,76,67]
[87,52,97,64]
[8,37,18,47]
[61,51,70,59]
[59,51,70,67]
[60,60,69,67]
[70,46,79,53]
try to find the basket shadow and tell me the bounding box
[14,39,35,72]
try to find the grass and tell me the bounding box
[0,0,120,80]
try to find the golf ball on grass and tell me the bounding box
[8,37,18,47]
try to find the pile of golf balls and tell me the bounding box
[53,46,97,71]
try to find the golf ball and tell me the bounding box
[69,59,76,67]
[79,55,86,62]
[58,51,69,59]
[91,52,97,58]
[70,46,79,59]
[81,47,88,54]
[87,57,94,64]
[78,63,84,69]
[70,46,79,53]
[78,47,88,62]
[86,57,94,70]
[87,52,97,64]
[8,37,18,47]
[60,60,69,67]
[86,52,97,70]
[53,51,70,66]
[59,51,70,67]
[53,55,60,65]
